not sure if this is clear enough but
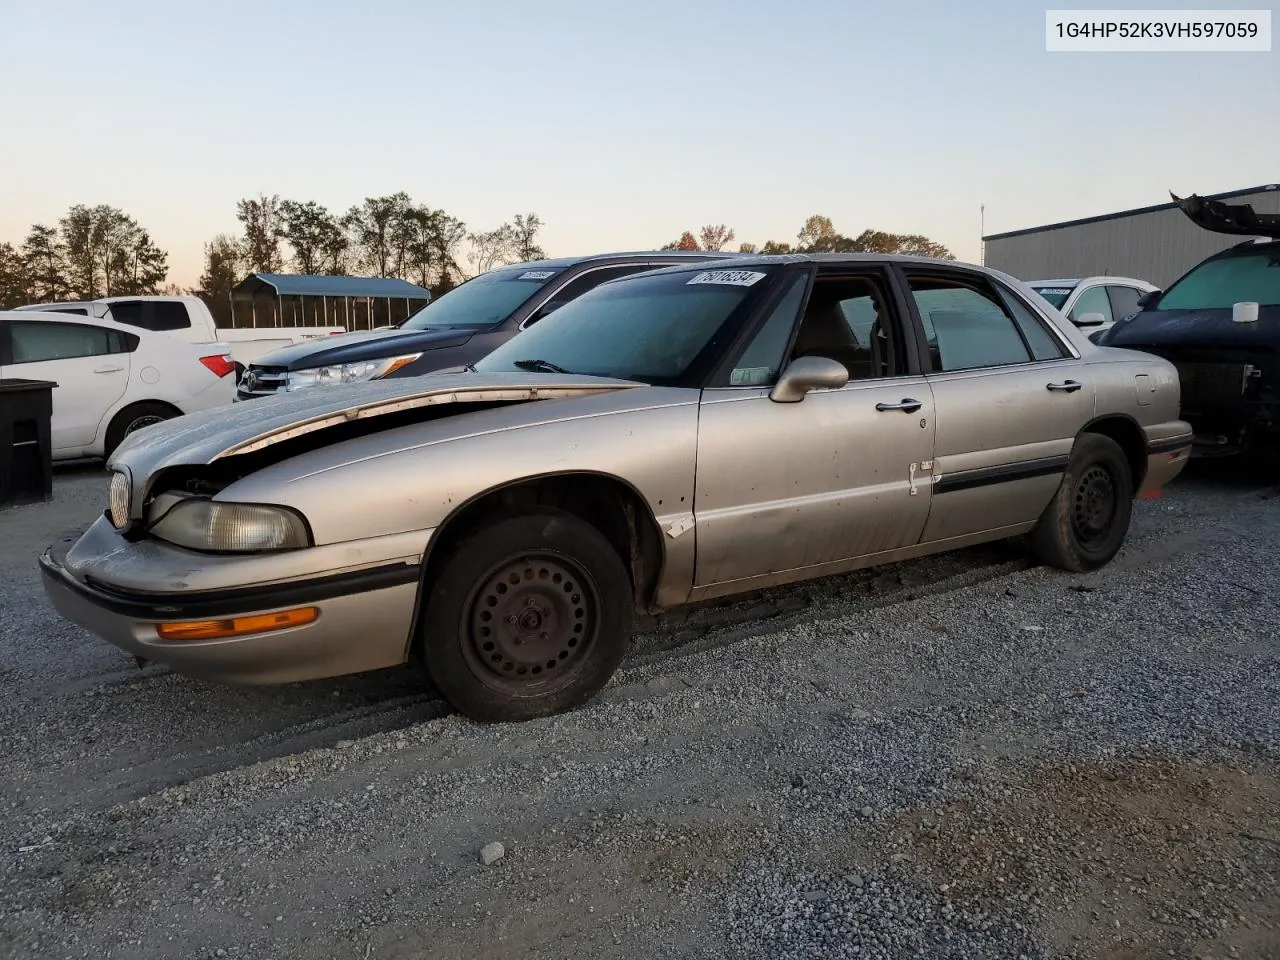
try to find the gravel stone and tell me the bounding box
[0,464,1276,959]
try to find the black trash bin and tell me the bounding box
[0,378,56,507]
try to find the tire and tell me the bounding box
[104,402,178,460]
[1030,433,1134,572]
[419,510,633,723]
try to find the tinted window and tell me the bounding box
[474,266,777,384]
[996,285,1068,361]
[151,301,192,331]
[526,264,654,325]
[11,321,135,363]
[45,307,89,316]
[907,275,1032,372]
[793,274,902,380]
[1030,285,1076,309]
[402,267,565,329]
[108,300,144,326]
[1106,285,1143,321]
[1068,285,1113,325]
[730,273,808,386]
[1157,249,1280,309]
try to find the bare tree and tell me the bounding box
[468,224,516,275]
[698,224,735,252]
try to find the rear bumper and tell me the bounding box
[1140,431,1193,493]
[39,525,422,684]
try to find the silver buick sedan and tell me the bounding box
[40,255,1192,722]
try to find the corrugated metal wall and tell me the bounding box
[984,187,1280,287]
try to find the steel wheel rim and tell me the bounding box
[125,415,165,435]
[462,550,601,695]
[1072,464,1117,548]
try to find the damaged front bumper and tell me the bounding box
[40,517,429,684]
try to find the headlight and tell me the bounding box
[108,471,131,529]
[149,499,311,552]
[285,354,421,391]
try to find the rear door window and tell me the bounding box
[10,321,136,363]
[905,274,1035,371]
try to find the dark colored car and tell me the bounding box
[1098,191,1280,459]
[235,251,733,399]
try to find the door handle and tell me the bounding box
[1046,380,1082,393]
[875,398,923,413]
[93,365,124,374]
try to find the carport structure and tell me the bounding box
[229,273,433,332]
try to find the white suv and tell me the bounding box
[1028,276,1158,337]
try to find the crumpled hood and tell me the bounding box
[1103,305,1280,350]
[108,371,645,491]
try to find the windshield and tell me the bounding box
[1030,285,1076,309]
[473,266,778,384]
[401,267,565,329]
[1156,248,1280,310]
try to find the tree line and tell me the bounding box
[1,202,957,317]
[662,215,955,258]
[0,206,169,309]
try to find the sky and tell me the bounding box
[1,0,1276,288]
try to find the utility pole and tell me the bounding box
[980,204,986,266]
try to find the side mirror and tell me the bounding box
[1136,289,1161,309]
[1074,312,1107,327]
[769,355,849,403]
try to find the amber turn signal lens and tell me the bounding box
[154,607,319,641]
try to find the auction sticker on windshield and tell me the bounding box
[518,271,557,280]
[686,270,767,286]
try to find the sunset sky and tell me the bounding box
[2,0,1275,287]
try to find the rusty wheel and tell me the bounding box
[420,510,632,723]
[463,553,600,695]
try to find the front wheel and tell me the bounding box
[419,510,633,723]
[1030,433,1133,572]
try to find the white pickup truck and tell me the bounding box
[15,295,345,374]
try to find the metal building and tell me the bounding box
[982,184,1280,287]
[228,274,433,331]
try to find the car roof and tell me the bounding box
[494,250,740,272]
[1,309,147,333]
[1028,276,1155,287]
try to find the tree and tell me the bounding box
[468,224,516,275]
[796,214,840,252]
[760,240,793,255]
[236,194,286,273]
[839,229,954,258]
[510,213,545,261]
[59,205,101,299]
[197,234,242,327]
[432,213,468,283]
[698,224,735,252]
[672,231,700,251]
[21,224,71,301]
[345,193,411,276]
[738,242,757,254]
[0,242,30,308]
[281,200,339,274]
[112,229,168,295]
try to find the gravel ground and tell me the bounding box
[0,462,1277,960]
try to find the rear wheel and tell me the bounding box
[103,402,178,459]
[1030,433,1133,572]
[419,510,633,723]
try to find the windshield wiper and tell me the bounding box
[462,362,477,373]
[511,358,571,374]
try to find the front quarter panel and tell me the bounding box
[215,386,703,598]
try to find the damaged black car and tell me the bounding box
[1098,192,1280,462]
